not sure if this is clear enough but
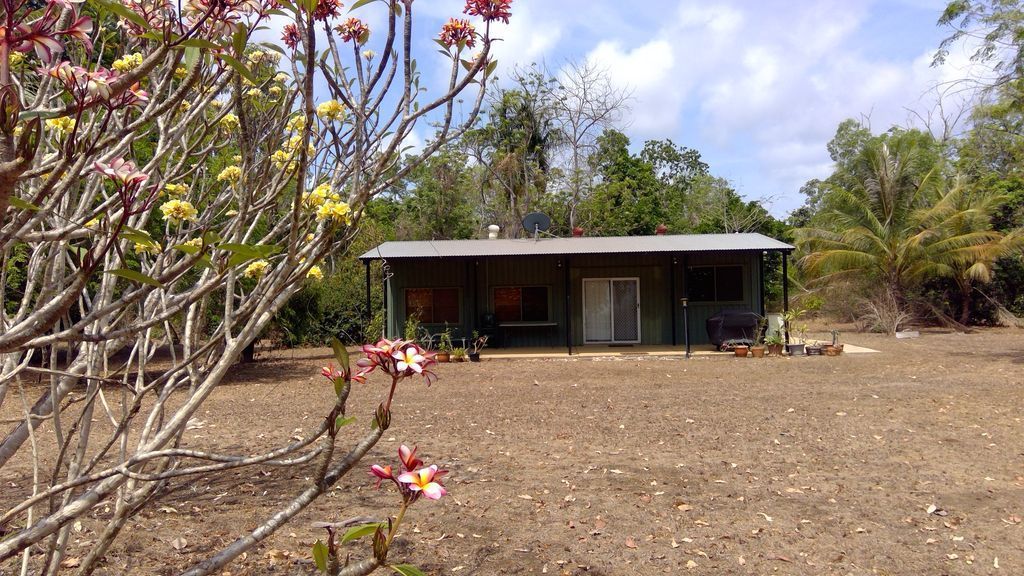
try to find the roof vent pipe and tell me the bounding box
[656,224,668,235]
[572,226,584,237]
[487,224,500,239]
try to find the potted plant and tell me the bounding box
[435,328,453,362]
[726,339,749,357]
[782,308,806,355]
[750,315,768,358]
[468,331,488,362]
[787,324,807,356]
[765,330,784,356]
[451,347,467,362]
[825,329,843,356]
[805,338,823,356]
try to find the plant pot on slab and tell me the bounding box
[468,352,481,362]
[805,345,823,356]
[435,352,450,363]
[734,345,749,358]
[767,344,784,356]
[786,343,805,356]
[750,345,766,358]
[825,344,843,357]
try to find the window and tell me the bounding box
[493,286,549,322]
[687,265,744,302]
[405,288,460,324]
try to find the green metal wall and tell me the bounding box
[383,250,764,348]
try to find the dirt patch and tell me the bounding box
[2,329,1023,575]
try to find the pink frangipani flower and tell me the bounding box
[392,345,427,374]
[397,465,447,500]
[398,444,422,472]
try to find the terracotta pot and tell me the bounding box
[435,352,450,362]
[825,344,843,356]
[734,346,749,358]
[767,344,784,356]
[750,345,766,358]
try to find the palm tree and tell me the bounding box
[795,133,943,303]
[796,132,1021,324]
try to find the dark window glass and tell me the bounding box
[688,266,743,302]
[688,267,716,302]
[405,288,460,323]
[492,286,549,322]
[521,287,549,321]
[716,266,744,301]
[494,287,522,322]
[406,288,433,322]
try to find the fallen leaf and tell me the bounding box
[517,494,533,500]
[685,560,698,570]
[738,556,746,566]
[170,537,188,551]
[758,513,773,522]
[625,538,637,549]
[671,539,679,549]
[60,558,81,568]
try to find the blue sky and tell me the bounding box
[294,1,983,217]
[408,0,985,217]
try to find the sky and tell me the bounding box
[399,0,986,218]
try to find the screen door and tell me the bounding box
[583,278,640,343]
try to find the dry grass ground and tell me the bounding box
[2,329,1023,575]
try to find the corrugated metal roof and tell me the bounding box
[359,233,793,260]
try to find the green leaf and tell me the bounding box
[8,196,40,211]
[219,53,259,84]
[341,523,383,545]
[92,0,149,29]
[335,415,356,428]
[183,45,200,71]
[203,230,222,245]
[232,24,248,57]
[106,268,162,288]
[173,243,202,255]
[390,565,428,576]
[304,0,317,15]
[312,540,329,573]
[349,0,378,10]
[331,337,350,371]
[220,243,281,258]
[120,226,158,247]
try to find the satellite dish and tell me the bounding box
[522,212,551,238]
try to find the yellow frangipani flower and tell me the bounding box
[112,52,144,73]
[174,67,187,79]
[231,155,242,163]
[271,149,294,171]
[160,199,198,224]
[244,259,269,279]
[305,233,315,242]
[302,183,331,209]
[183,238,203,248]
[316,100,345,122]
[268,86,282,97]
[315,200,352,225]
[85,217,101,229]
[274,72,290,83]
[162,183,189,197]
[217,166,242,184]
[219,114,240,131]
[210,100,224,109]
[45,116,76,136]
[226,209,239,216]
[134,242,162,256]
[285,115,305,133]
[8,52,24,67]
[247,50,265,65]
[245,88,263,100]
[307,265,324,280]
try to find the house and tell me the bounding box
[358,232,794,352]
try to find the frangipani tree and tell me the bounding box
[0,0,511,573]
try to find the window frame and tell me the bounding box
[686,265,746,303]
[404,287,461,325]
[491,285,552,323]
